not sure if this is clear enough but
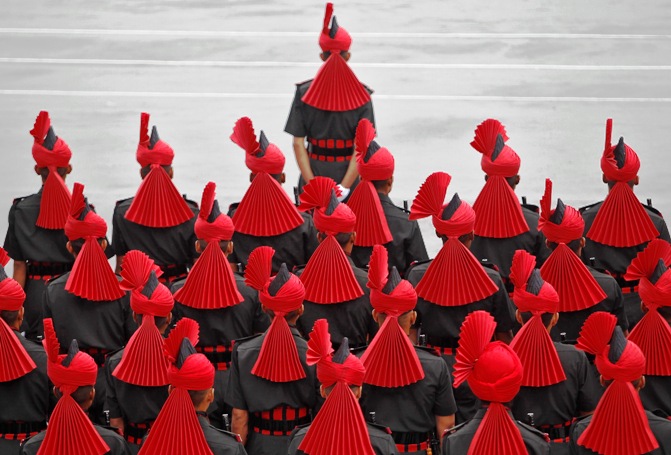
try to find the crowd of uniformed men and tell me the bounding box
[1,3,671,455]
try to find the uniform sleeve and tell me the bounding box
[490,274,515,333]
[111,207,128,257]
[4,201,25,261]
[224,346,247,410]
[433,360,458,416]
[42,286,53,320]
[105,359,122,419]
[575,351,600,414]
[404,221,429,272]
[284,86,307,138]
[360,99,375,129]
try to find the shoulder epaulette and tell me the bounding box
[233,333,262,345]
[516,420,550,442]
[350,345,368,355]
[292,264,307,274]
[643,202,663,217]
[652,409,670,420]
[99,424,122,435]
[289,422,310,439]
[211,427,243,443]
[362,84,375,95]
[578,201,602,214]
[182,195,199,209]
[479,259,500,272]
[295,79,313,87]
[367,422,392,435]
[443,421,468,438]
[45,274,66,286]
[12,195,29,205]
[414,345,441,357]
[115,197,133,206]
[521,203,539,214]
[105,346,125,361]
[405,259,432,276]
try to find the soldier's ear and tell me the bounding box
[515,310,523,325]
[225,241,234,255]
[66,241,74,256]
[34,165,41,176]
[66,164,72,176]
[195,240,203,254]
[99,239,108,251]
[319,385,326,399]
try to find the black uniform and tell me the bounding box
[470,206,551,292]
[21,424,132,455]
[43,273,134,424]
[225,327,317,455]
[569,411,671,454]
[295,256,377,349]
[581,201,671,328]
[550,267,627,343]
[197,412,248,455]
[104,349,169,454]
[284,79,375,190]
[640,375,671,417]
[351,193,429,276]
[406,262,515,423]
[287,422,398,455]
[511,343,601,455]
[171,275,270,426]
[227,208,319,274]
[112,197,198,283]
[0,331,50,454]
[442,408,550,455]
[357,346,457,455]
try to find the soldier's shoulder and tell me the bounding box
[642,201,664,219]
[350,345,368,357]
[115,196,134,207]
[105,346,125,364]
[183,195,199,211]
[521,202,540,214]
[295,79,314,95]
[227,202,240,217]
[289,422,310,440]
[11,194,35,207]
[479,258,501,273]
[443,420,469,438]
[46,273,69,287]
[367,421,393,435]
[406,259,432,276]
[579,201,603,215]
[414,345,441,358]
[516,420,551,443]
[209,426,244,444]
[233,333,262,347]
[362,83,375,95]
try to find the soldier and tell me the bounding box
[105,251,174,453]
[171,182,269,427]
[358,245,456,455]
[508,250,599,454]
[537,179,627,342]
[22,319,130,455]
[623,239,671,416]
[112,112,198,284]
[348,119,428,275]
[284,2,375,195]
[468,119,550,293]
[442,311,550,455]
[295,177,376,349]
[288,319,398,455]
[138,319,247,455]
[43,183,133,424]
[0,248,49,454]
[406,172,514,422]
[228,117,319,273]
[570,312,671,454]
[581,119,671,328]
[225,247,317,455]
[5,111,75,339]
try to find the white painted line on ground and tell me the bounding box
[1,89,670,103]
[1,57,670,71]
[0,28,669,40]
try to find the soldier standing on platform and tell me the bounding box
[581,119,670,328]
[229,117,318,273]
[348,119,428,275]
[171,182,269,427]
[295,177,376,349]
[112,112,198,284]
[284,2,375,196]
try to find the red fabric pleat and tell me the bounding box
[65,238,125,301]
[112,315,169,386]
[301,53,371,112]
[578,381,658,455]
[587,182,659,247]
[233,173,304,236]
[473,176,528,238]
[138,388,213,455]
[36,170,71,230]
[346,181,393,246]
[628,310,671,376]
[173,241,243,309]
[360,316,424,387]
[540,243,607,312]
[453,311,497,389]
[252,316,306,382]
[510,315,566,387]
[298,381,375,455]
[467,403,526,455]
[125,165,194,228]
[37,394,109,455]
[300,235,363,304]
[624,239,671,281]
[0,318,36,382]
[415,238,498,306]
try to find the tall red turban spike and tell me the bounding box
[245,247,306,382]
[625,239,671,376]
[298,177,362,303]
[230,118,303,236]
[30,111,72,230]
[64,183,125,301]
[587,119,659,247]
[509,250,566,387]
[40,319,108,455]
[360,245,424,387]
[125,113,194,228]
[301,319,374,455]
[470,119,528,238]
[409,172,498,306]
[174,182,243,309]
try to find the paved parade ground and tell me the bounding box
[1,0,670,256]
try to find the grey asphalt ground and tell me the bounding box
[1,0,670,257]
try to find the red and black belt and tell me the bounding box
[308,138,354,162]
[539,419,573,444]
[426,343,455,356]
[123,420,154,445]
[157,263,188,283]
[196,344,234,371]
[0,421,45,441]
[607,273,640,295]
[250,406,311,436]
[80,347,110,368]
[27,261,72,280]
[393,430,431,453]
